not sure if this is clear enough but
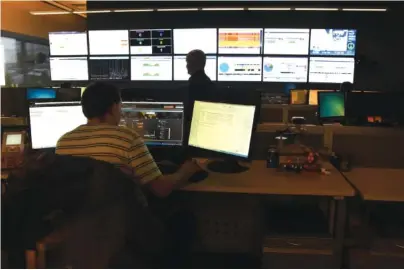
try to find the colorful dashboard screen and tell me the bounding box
[310,29,356,56]
[217,56,262,81]
[218,28,263,54]
[263,57,308,82]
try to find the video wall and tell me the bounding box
[48,28,356,84]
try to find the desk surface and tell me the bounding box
[182,160,355,197]
[343,168,404,202]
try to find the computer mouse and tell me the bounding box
[188,170,209,183]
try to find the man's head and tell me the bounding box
[186,49,206,75]
[81,82,121,125]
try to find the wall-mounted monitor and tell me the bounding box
[89,30,129,55]
[130,29,172,55]
[50,57,88,81]
[131,56,172,81]
[173,28,217,54]
[309,57,355,84]
[264,28,309,55]
[218,28,263,54]
[310,29,357,56]
[49,32,88,56]
[217,56,262,82]
[174,55,217,81]
[89,56,130,80]
[262,57,308,82]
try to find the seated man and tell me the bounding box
[56,82,201,198]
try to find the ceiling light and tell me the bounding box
[157,8,199,11]
[248,7,291,11]
[73,10,111,14]
[342,8,387,12]
[114,9,154,12]
[30,11,71,15]
[202,7,245,11]
[295,8,339,11]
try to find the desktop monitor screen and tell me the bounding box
[309,57,355,84]
[89,30,129,55]
[217,56,262,82]
[188,100,256,158]
[120,101,184,146]
[49,32,88,56]
[218,28,263,54]
[27,88,56,100]
[129,29,172,55]
[264,28,309,55]
[308,90,335,105]
[290,90,308,105]
[131,56,173,81]
[89,56,130,80]
[174,55,217,81]
[50,57,89,81]
[173,28,217,54]
[6,134,23,146]
[263,57,308,82]
[310,29,357,56]
[29,101,87,149]
[318,92,345,118]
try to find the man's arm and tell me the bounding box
[129,138,200,198]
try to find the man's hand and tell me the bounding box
[179,159,203,177]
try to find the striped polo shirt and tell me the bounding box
[56,124,162,185]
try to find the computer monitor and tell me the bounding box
[264,28,309,55]
[129,29,172,55]
[263,57,308,82]
[120,101,184,146]
[188,100,257,173]
[310,29,357,56]
[131,56,173,81]
[27,88,56,100]
[290,89,308,105]
[217,56,262,82]
[29,101,87,149]
[309,57,355,84]
[89,56,130,80]
[218,28,263,54]
[308,89,335,105]
[173,28,217,54]
[49,31,88,56]
[318,92,345,120]
[88,30,129,55]
[50,57,89,81]
[174,55,217,81]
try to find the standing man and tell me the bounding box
[183,49,216,148]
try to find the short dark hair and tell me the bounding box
[81,82,121,119]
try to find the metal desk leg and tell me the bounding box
[334,197,347,268]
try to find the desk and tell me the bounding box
[184,160,354,197]
[181,160,355,268]
[343,168,404,202]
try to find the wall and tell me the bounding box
[86,6,404,92]
[1,1,86,39]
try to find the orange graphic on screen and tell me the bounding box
[219,32,261,48]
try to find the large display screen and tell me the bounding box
[174,55,217,81]
[309,57,355,84]
[50,57,88,81]
[263,57,308,82]
[189,101,256,158]
[218,56,262,81]
[173,28,217,54]
[130,29,172,55]
[29,102,87,149]
[218,28,263,54]
[89,30,129,55]
[263,28,309,55]
[89,56,130,80]
[131,56,173,81]
[49,32,88,56]
[310,29,357,56]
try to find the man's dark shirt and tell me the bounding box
[183,70,215,149]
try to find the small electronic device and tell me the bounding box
[27,88,56,100]
[318,92,345,122]
[188,100,257,173]
[290,89,308,105]
[120,101,184,146]
[1,131,26,169]
[29,101,87,149]
[308,89,335,105]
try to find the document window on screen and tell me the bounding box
[189,101,256,158]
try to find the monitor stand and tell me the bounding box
[207,159,249,174]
